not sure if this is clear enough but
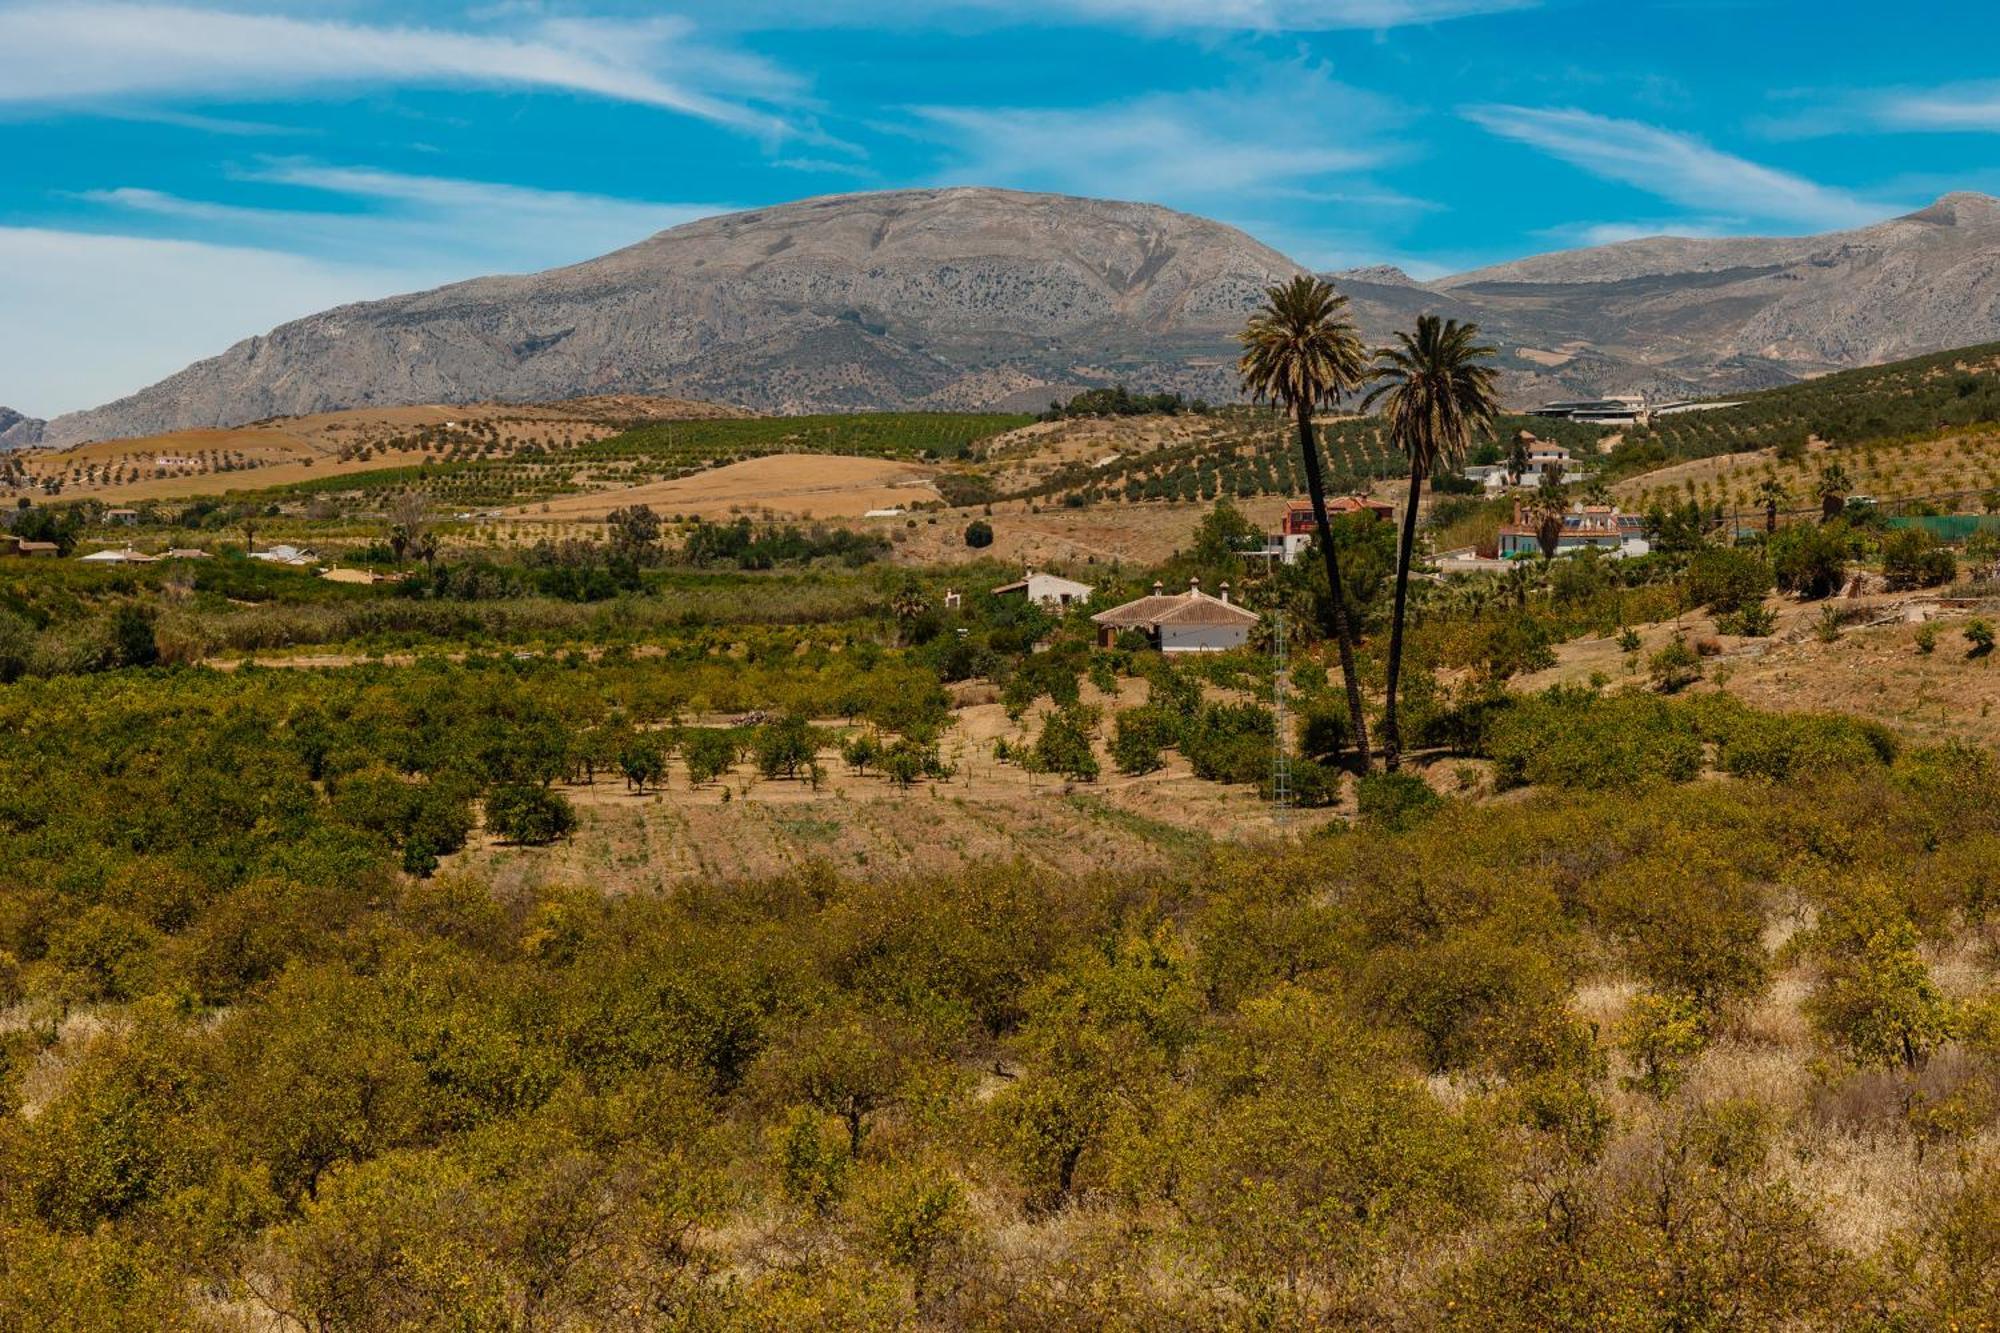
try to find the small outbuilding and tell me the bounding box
[1091,577,1260,653]
[991,569,1092,608]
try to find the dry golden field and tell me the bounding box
[498,452,942,523]
[8,396,745,503]
[1616,427,2000,516]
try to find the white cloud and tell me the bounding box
[1465,104,1898,231]
[5,167,735,414]
[0,228,420,417]
[1033,0,1535,29]
[76,162,729,270]
[0,3,797,137]
[1874,83,2000,132]
[694,0,1533,30]
[914,71,1400,206]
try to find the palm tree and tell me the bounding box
[1506,431,1532,487]
[1240,276,1372,770]
[1817,462,1851,523]
[1532,464,1570,561]
[1754,478,1787,534]
[1363,315,1500,771]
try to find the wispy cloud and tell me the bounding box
[1465,104,1899,231]
[8,165,735,413]
[1874,82,2000,133]
[694,0,1534,31]
[913,68,1403,208]
[1037,0,1536,29]
[0,227,416,417]
[0,3,799,138]
[77,161,731,271]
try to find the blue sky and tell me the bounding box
[2,0,1997,416]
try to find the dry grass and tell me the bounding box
[498,452,942,523]
[8,396,744,503]
[1516,589,2000,747]
[449,682,1301,895]
[1616,427,2000,516]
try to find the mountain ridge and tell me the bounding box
[21,186,2000,448]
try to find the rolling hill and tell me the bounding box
[21,186,2000,448]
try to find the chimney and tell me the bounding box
[1188,575,1200,594]
[1219,581,1231,604]
[1152,580,1164,596]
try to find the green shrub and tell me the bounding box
[1771,522,1853,599]
[484,785,576,845]
[1647,636,1702,693]
[1296,697,1350,762]
[1356,771,1442,831]
[681,728,740,787]
[1182,701,1274,785]
[1716,602,1777,636]
[962,519,994,549]
[1968,619,1996,657]
[617,733,670,792]
[1881,527,1956,590]
[1484,689,1704,789]
[1111,706,1176,776]
[1034,704,1101,782]
[1708,707,1897,781]
[1684,547,1772,613]
[753,713,821,780]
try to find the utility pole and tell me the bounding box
[1271,612,1292,824]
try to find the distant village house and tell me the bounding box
[991,569,1092,608]
[1496,501,1648,559]
[1253,497,1393,565]
[1091,577,1259,653]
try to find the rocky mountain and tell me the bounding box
[36,189,1309,448]
[25,187,2000,447]
[1432,191,2000,403]
[0,408,43,450]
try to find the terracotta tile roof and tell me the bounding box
[1092,582,1259,630]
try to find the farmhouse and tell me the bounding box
[103,508,139,526]
[991,569,1092,607]
[1253,497,1393,565]
[1463,434,1579,493]
[248,544,317,567]
[78,546,156,564]
[1497,501,1647,558]
[0,536,57,558]
[1091,577,1260,653]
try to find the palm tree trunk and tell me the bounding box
[1296,405,1371,772]
[1382,459,1424,772]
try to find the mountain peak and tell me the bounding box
[0,406,46,451]
[1333,264,1423,289]
[1905,191,2000,226]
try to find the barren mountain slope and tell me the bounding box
[37,188,1309,447]
[26,189,2000,447]
[1436,192,2000,392]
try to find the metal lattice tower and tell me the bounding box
[1271,612,1292,821]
